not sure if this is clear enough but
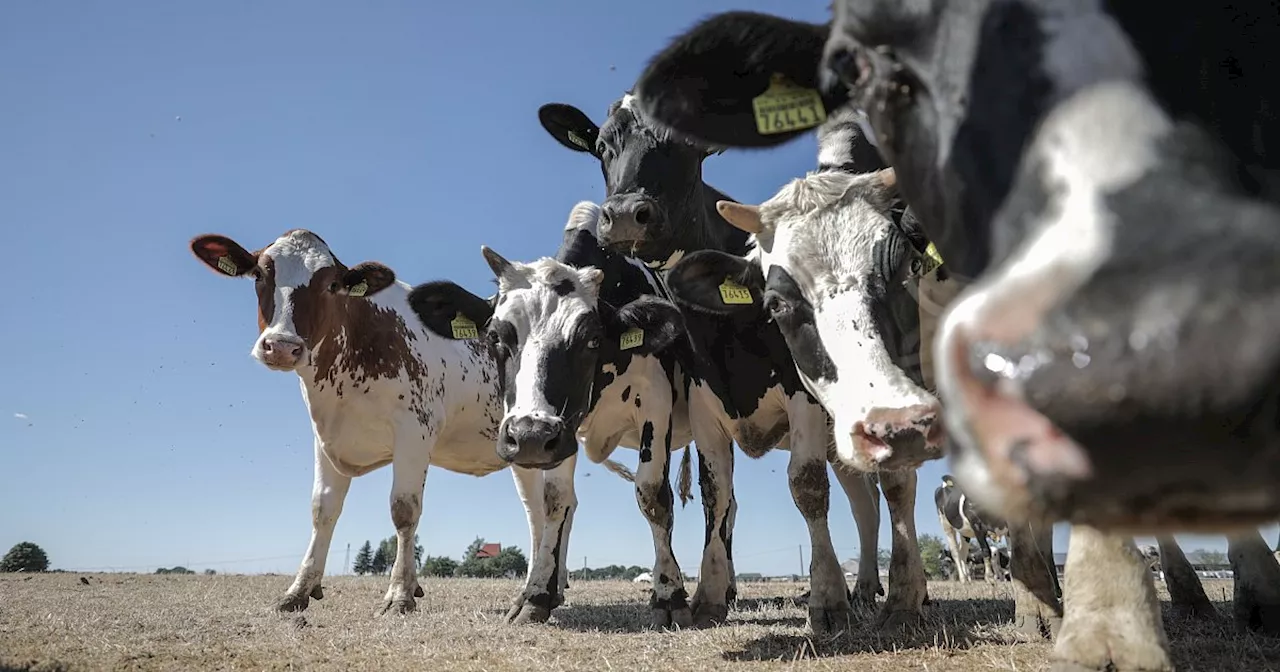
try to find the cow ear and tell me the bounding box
[407,281,493,340]
[538,103,600,155]
[338,262,396,298]
[191,234,257,277]
[608,295,686,356]
[665,250,763,317]
[634,11,846,149]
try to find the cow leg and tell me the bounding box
[938,515,969,583]
[976,532,997,584]
[506,465,546,620]
[634,412,693,629]
[508,453,578,625]
[378,431,435,615]
[1007,521,1062,639]
[1228,530,1280,635]
[724,484,739,605]
[876,469,927,632]
[279,438,352,612]
[1052,526,1172,672]
[832,466,883,606]
[1155,535,1216,621]
[785,399,851,634]
[688,412,735,628]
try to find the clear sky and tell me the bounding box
[1,1,1265,577]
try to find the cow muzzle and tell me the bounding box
[254,334,307,371]
[497,413,575,469]
[599,193,666,249]
[848,403,945,471]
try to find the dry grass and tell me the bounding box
[1,574,1276,671]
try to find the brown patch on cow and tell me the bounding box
[391,494,419,530]
[735,420,787,459]
[254,256,277,332]
[789,460,830,521]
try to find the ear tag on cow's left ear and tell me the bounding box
[753,73,827,136]
[719,277,753,305]
[450,312,479,339]
[347,280,369,298]
[925,242,944,268]
[620,327,644,351]
[566,130,592,152]
[216,256,238,275]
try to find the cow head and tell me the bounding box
[190,230,397,372]
[407,203,685,469]
[666,168,943,472]
[539,95,737,269]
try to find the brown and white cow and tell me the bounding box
[189,229,570,616]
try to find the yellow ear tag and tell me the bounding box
[718,277,753,305]
[566,130,592,152]
[925,242,944,269]
[450,312,479,339]
[216,256,238,275]
[347,280,368,298]
[752,73,827,136]
[620,327,644,351]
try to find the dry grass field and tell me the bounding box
[1,573,1277,671]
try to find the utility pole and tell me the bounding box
[344,543,351,575]
[798,545,805,578]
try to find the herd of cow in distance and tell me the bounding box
[188,3,1280,671]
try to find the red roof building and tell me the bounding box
[475,543,501,559]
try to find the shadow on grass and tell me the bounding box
[722,597,1018,661]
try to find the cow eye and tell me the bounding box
[586,335,601,349]
[328,281,339,292]
[909,258,923,276]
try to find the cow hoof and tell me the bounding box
[852,579,882,607]
[1051,625,1172,672]
[276,592,311,613]
[809,604,853,635]
[509,603,552,625]
[691,601,729,629]
[653,606,694,629]
[377,598,416,616]
[309,585,324,600]
[876,608,923,633]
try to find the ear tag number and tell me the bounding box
[347,281,368,298]
[752,73,827,136]
[216,256,238,275]
[450,312,479,340]
[566,130,591,151]
[620,327,644,351]
[719,277,753,305]
[924,242,944,272]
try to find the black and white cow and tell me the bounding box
[408,202,701,627]
[934,474,1008,583]
[535,95,891,632]
[626,4,1280,667]
[940,543,1009,582]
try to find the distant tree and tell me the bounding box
[353,541,374,575]
[917,534,947,579]
[371,546,389,575]
[491,546,528,578]
[624,565,647,581]
[1,542,49,573]
[1192,549,1228,567]
[420,555,458,577]
[155,566,195,575]
[876,548,892,571]
[204,569,217,575]
[378,535,425,573]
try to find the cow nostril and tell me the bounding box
[262,341,274,353]
[634,204,651,225]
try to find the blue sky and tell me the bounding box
[0,1,1263,577]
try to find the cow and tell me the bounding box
[188,229,563,617]
[941,543,1009,582]
[657,124,945,629]
[535,94,894,631]
[935,475,1008,583]
[1150,533,1280,631]
[406,202,700,627]
[412,200,886,632]
[627,4,1280,667]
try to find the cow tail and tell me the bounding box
[677,447,693,507]
[602,458,635,483]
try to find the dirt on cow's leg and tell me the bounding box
[1007,521,1062,640]
[875,469,927,633]
[1051,526,1172,672]
[1156,535,1218,621]
[1229,531,1280,636]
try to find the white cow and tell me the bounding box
[190,228,567,615]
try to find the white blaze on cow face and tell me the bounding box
[252,230,340,371]
[743,169,944,472]
[485,248,604,467]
